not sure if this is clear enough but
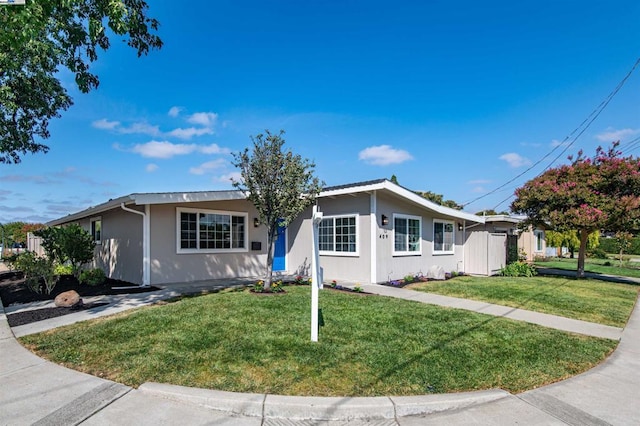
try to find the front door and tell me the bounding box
[273,221,286,272]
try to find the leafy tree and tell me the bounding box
[545,230,599,258]
[614,231,634,266]
[415,190,463,210]
[0,0,162,163]
[0,221,38,246]
[475,209,510,216]
[390,174,399,185]
[232,130,323,291]
[35,224,95,279]
[512,143,640,277]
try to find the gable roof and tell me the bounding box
[47,190,247,226]
[320,179,483,223]
[48,178,483,226]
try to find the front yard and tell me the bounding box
[408,275,639,327]
[534,257,640,279]
[21,285,618,396]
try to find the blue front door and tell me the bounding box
[273,221,286,272]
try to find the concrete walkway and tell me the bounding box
[1,266,639,424]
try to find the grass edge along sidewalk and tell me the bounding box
[20,285,617,397]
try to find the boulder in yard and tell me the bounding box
[426,265,446,280]
[54,290,83,308]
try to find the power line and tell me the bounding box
[463,56,640,209]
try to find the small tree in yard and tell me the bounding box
[614,231,634,266]
[512,142,640,278]
[232,130,323,291]
[35,224,95,279]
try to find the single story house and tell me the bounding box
[47,179,540,286]
[463,214,546,275]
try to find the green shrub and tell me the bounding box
[14,252,58,294]
[499,261,537,277]
[588,248,608,259]
[54,264,73,276]
[598,237,640,255]
[79,268,106,286]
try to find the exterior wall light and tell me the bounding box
[381,214,389,226]
[253,218,260,227]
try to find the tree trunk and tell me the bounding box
[264,226,276,291]
[577,229,589,278]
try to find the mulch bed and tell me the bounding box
[6,302,110,327]
[1,271,160,327]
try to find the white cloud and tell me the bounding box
[168,106,182,117]
[146,164,159,172]
[188,112,218,127]
[200,143,230,155]
[550,139,569,147]
[595,128,640,142]
[92,118,120,130]
[119,122,162,137]
[499,153,531,168]
[167,127,214,140]
[358,145,413,166]
[127,141,230,159]
[471,186,486,193]
[93,119,161,137]
[216,172,243,184]
[520,142,542,148]
[189,159,227,175]
[131,141,198,158]
[468,179,491,184]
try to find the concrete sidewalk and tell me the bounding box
[1,265,639,424]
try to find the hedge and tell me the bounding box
[598,237,640,255]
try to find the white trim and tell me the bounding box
[90,216,102,245]
[370,191,377,284]
[321,180,483,223]
[120,203,150,286]
[433,219,455,255]
[176,207,249,254]
[534,229,545,253]
[318,213,360,257]
[393,213,422,256]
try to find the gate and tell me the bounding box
[487,233,507,275]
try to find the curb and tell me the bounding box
[138,382,510,421]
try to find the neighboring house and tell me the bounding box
[463,214,546,275]
[47,178,517,286]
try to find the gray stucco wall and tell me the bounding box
[288,191,469,285]
[149,200,268,285]
[74,207,144,284]
[375,192,465,283]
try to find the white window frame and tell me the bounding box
[90,217,102,245]
[393,214,422,256]
[318,214,359,257]
[433,219,455,255]
[534,229,544,253]
[176,207,248,254]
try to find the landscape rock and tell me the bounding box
[426,265,446,280]
[54,290,83,308]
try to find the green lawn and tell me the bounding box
[534,257,640,279]
[408,275,639,327]
[21,286,616,396]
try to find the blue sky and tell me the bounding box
[2,0,639,223]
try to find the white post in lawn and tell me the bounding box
[311,204,323,342]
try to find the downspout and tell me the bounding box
[370,191,377,284]
[120,203,151,287]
